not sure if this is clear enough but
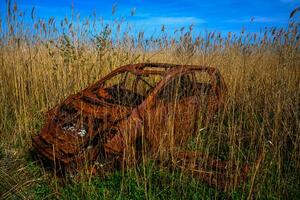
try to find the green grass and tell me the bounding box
[23,157,298,200]
[26,162,234,200]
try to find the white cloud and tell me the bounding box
[151,17,206,25]
[133,16,206,26]
[280,0,299,3]
[224,16,286,23]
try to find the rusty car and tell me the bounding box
[32,63,250,190]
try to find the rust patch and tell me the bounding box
[32,63,251,190]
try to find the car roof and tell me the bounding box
[110,63,218,77]
[85,63,219,92]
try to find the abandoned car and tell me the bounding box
[32,63,250,189]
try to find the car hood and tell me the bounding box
[32,88,133,164]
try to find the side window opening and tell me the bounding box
[157,74,194,102]
[192,71,213,95]
[157,71,215,103]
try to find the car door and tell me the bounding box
[144,72,201,157]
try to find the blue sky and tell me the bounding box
[1,0,299,35]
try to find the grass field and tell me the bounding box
[0,2,299,199]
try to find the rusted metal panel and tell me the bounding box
[32,63,251,190]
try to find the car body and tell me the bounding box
[32,63,236,187]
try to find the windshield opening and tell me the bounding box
[96,71,162,107]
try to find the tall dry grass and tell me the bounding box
[0,2,299,199]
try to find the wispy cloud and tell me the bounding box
[133,16,206,27]
[149,17,206,25]
[280,0,300,3]
[224,16,286,23]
